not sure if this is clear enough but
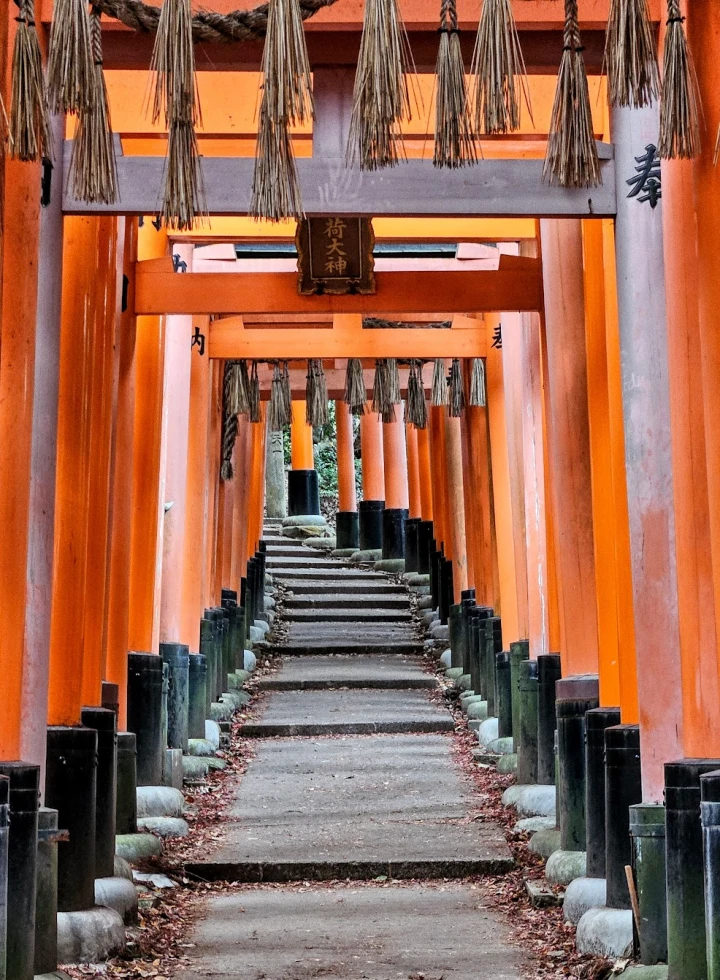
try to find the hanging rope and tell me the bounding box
[604,0,659,108]
[434,0,476,167]
[469,358,486,407]
[470,0,531,135]
[305,358,329,426]
[220,360,240,480]
[431,358,448,406]
[10,0,51,162]
[659,0,700,159]
[344,358,367,415]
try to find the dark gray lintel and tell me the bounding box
[62,144,617,218]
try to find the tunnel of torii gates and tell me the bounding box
[3,0,720,975]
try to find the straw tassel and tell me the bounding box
[227,359,251,416]
[68,6,118,205]
[251,0,313,220]
[431,358,448,406]
[220,360,240,481]
[471,0,531,135]
[387,358,401,406]
[269,362,291,430]
[604,0,659,108]
[344,357,367,415]
[47,0,93,116]
[305,359,329,427]
[448,358,465,417]
[406,360,428,429]
[10,0,51,162]
[347,0,416,170]
[249,361,261,422]
[281,361,292,422]
[469,357,486,407]
[659,0,700,160]
[543,0,600,188]
[434,0,476,167]
[372,359,395,422]
[150,0,206,229]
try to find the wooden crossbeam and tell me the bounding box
[135,256,544,316]
[208,314,488,359]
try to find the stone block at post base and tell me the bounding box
[556,676,599,852]
[164,749,183,790]
[665,758,720,980]
[516,659,539,786]
[115,833,162,863]
[127,652,164,787]
[358,500,384,551]
[536,653,562,785]
[604,725,642,909]
[336,511,359,550]
[81,707,118,880]
[35,807,60,975]
[116,732,138,836]
[287,469,320,517]
[57,906,125,964]
[45,727,97,914]
[94,875,138,924]
[161,643,190,753]
[630,803,667,965]
[188,653,208,739]
[585,707,621,879]
[0,762,40,980]
[403,518,420,573]
[563,876,607,925]
[576,907,633,959]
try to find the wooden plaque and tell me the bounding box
[296,217,375,296]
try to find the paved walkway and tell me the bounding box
[184,526,527,979]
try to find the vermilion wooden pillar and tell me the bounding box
[464,377,496,609]
[428,404,449,552]
[290,400,313,469]
[205,361,222,607]
[539,220,600,678]
[444,412,468,599]
[382,404,409,511]
[106,220,139,726]
[360,406,385,500]
[128,219,169,654]
[336,401,357,513]
[405,423,421,519]
[416,425,434,522]
[686,0,720,757]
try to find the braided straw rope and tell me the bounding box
[90,0,339,42]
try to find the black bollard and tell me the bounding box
[630,803,668,965]
[116,732,138,835]
[517,659,539,784]
[359,499,384,551]
[604,724,642,908]
[439,558,453,625]
[537,653,562,785]
[216,617,229,693]
[200,617,217,713]
[459,590,476,677]
[665,758,720,980]
[467,608,482,696]
[448,604,463,671]
[585,707,621,878]
[221,605,234,680]
[246,560,256,630]
[701,770,720,980]
[287,468,320,516]
[404,518,419,573]
[417,521,432,574]
[509,640,529,742]
[101,681,120,716]
[81,706,118,880]
[483,617,502,717]
[337,511,360,551]
[382,508,408,559]
[34,807,59,976]
[495,652,513,738]
[204,608,225,699]
[0,764,39,980]
[127,652,164,786]
[556,676,599,851]
[430,542,440,610]
[0,774,7,980]
[188,653,208,739]
[45,726,98,912]
[160,643,190,752]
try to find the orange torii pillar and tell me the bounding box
[428,403,449,555]
[159,245,194,653]
[444,410,468,600]
[359,405,385,551]
[381,403,410,561]
[406,423,422,520]
[203,360,223,609]
[416,425,434,523]
[336,400,359,550]
[288,398,320,517]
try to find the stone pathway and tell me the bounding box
[183,527,527,978]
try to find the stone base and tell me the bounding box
[467,701,489,722]
[418,596,433,610]
[403,573,430,586]
[374,558,405,574]
[305,537,336,551]
[94,876,138,924]
[187,738,217,757]
[529,827,562,860]
[614,968,668,979]
[163,748,183,790]
[445,667,464,681]
[115,833,162,863]
[486,737,514,755]
[476,717,499,746]
[182,756,210,781]
[576,907,633,958]
[57,906,125,964]
[137,816,190,838]
[515,816,556,834]
[497,754,518,774]
[282,514,327,527]
[210,701,233,722]
[244,649,257,672]
[503,784,557,819]
[332,548,357,559]
[546,849,587,886]
[563,876,607,925]
[114,856,133,881]
[205,720,221,749]
[351,549,382,563]
[439,649,452,668]
[137,786,184,818]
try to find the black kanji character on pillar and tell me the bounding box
[626,144,661,208]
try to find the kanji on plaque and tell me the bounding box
[296,217,376,295]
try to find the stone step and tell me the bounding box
[272,568,392,581]
[263,546,321,558]
[282,608,413,622]
[256,654,437,691]
[283,592,410,607]
[184,735,514,883]
[266,557,342,569]
[260,641,425,656]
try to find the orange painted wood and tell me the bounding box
[675,0,720,756]
[600,221,638,723]
[416,424,434,522]
[464,401,494,607]
[539,219,599,677]
[486,317,520,643]
[444,413,469,599]
[582,220,621,707]
[230,417,246,589]
[48,218,100,726]
[360,408,385,502]
[138,266,543,319]
[336,401,358,512]
[290,399,314,470]
[0,35,42,750]
[105,220,139,727]
[216,469,235,595]
[382,406,410,511]
[247,408,268,559]
[181,318,212,649]
[406,424,421,519]
[428,405,449,553]
[128,219,168,654]
[538,308,562,653]
[205,361,222,605]
[81,217,123,707]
